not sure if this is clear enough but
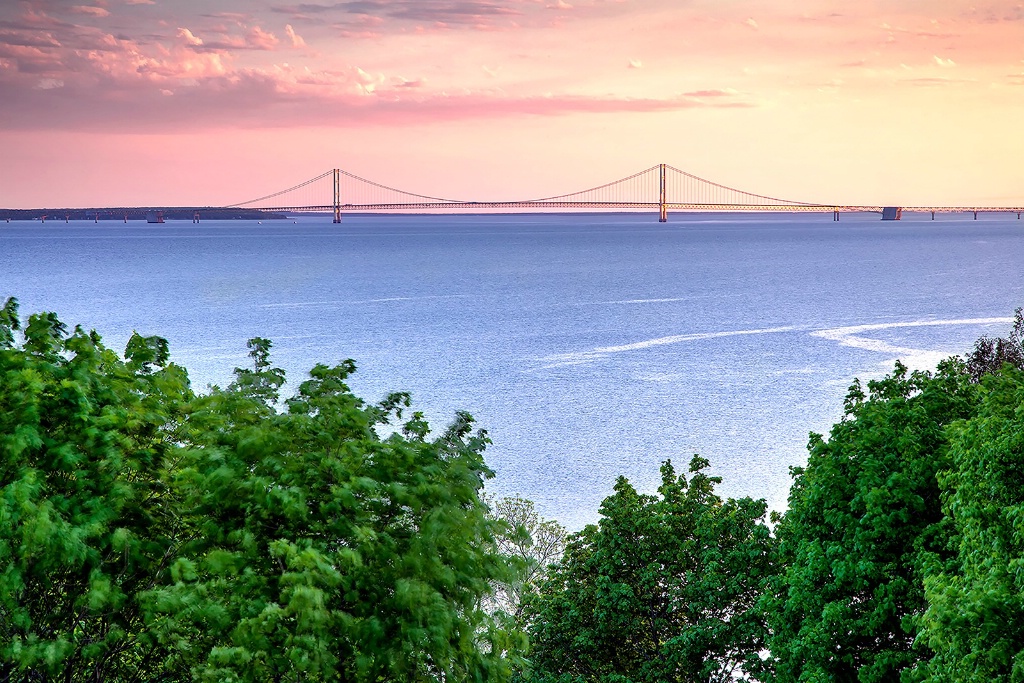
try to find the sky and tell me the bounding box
[1,0,1023,208]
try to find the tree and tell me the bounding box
[524,456,775,683]
[914,366,1024,682]
[0,299,525,682]
[143,339,525,682]
[483,496,567,625]
[964,307,1024,382]
[0,297,193,682]
[766,360,978,683]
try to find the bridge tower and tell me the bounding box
[333,168,342,223]
[659,163,667,222]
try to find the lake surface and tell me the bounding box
[2,212,1022,528]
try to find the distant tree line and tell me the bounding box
[3,296,1024,682]
[0,209,286,222]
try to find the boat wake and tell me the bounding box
[535,325,798,370]
[533,317,1012,372]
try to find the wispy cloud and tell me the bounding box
[0,69,757,132]
[70,5,111,17]
[271,0,600,31]
[682,88,739,97]
[284,23,305,46]
[179,25,280,51]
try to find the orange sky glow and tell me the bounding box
[1,0,1022,208]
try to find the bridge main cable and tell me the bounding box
[225,170,334,208]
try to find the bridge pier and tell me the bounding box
[974,211,978,220]
[833,209,840,221]
[193,211,200,224]
[931,211,935,220]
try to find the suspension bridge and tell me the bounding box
[224,164,1023,223]
[8,164,1024,223]
[229,163,848,223]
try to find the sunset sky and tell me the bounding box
[1,0,1022,208]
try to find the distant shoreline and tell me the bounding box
[0,208,286,221]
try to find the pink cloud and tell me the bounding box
[0,59,756,133]
[177,27,204,46]
[0,28,62,48]
[284,23,306,46]
[245,25,279,49]
[271,0,610,33]
[179,26,280,51]
[682,88,739,97]
[70,5,111,17]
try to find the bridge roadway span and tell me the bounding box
[8,204,1024,222]
[256,202,1024,218]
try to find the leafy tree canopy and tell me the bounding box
[915,366,1024,682]
[964,308,1024,382]
[0,297,523,682]
[767,359,979,683]
[524,456,775,683]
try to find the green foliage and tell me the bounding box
[964,308,1024,382]
[524,456,775,683]
[0,300,524,682]
[148,360,523,682]
[767,360,978,683]
[0,298,193,682]
[11,297,1024,683]
[914,367,1024,682]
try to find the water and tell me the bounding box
[2,212,1022,529]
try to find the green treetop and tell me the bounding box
[915,365,1024,682]
[524,456,775,683]
[766,360,979,683]
[0,298,525,682]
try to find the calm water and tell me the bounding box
[2,212,1022,528]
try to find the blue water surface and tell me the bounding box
[2,211,1022,528]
